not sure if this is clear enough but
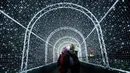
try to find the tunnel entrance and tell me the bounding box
[20,3,109,73]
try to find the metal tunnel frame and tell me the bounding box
[20,2,110,73]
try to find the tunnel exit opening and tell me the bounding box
[53,36,82,63]
[45,26,87,64]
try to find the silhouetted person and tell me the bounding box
[69,44,80,73]
[57,47,70,73]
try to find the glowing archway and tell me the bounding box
[45,26,87,64]
[53,36,82,63]
[21,2,109,72]
[53,36,81,63]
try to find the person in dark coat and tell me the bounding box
[57,47,70,73]
[69,44,80,73]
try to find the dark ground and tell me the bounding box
[28,62,123,73]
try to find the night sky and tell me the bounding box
[0,0,130,73]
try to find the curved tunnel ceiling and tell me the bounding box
[23,3,108,71]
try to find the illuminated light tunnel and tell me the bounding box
[0,0,130,73]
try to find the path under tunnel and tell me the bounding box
[28,62,123,73]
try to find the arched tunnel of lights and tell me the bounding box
[0,0,130,73]
[21,3,109,71]
[20,3,109,72]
